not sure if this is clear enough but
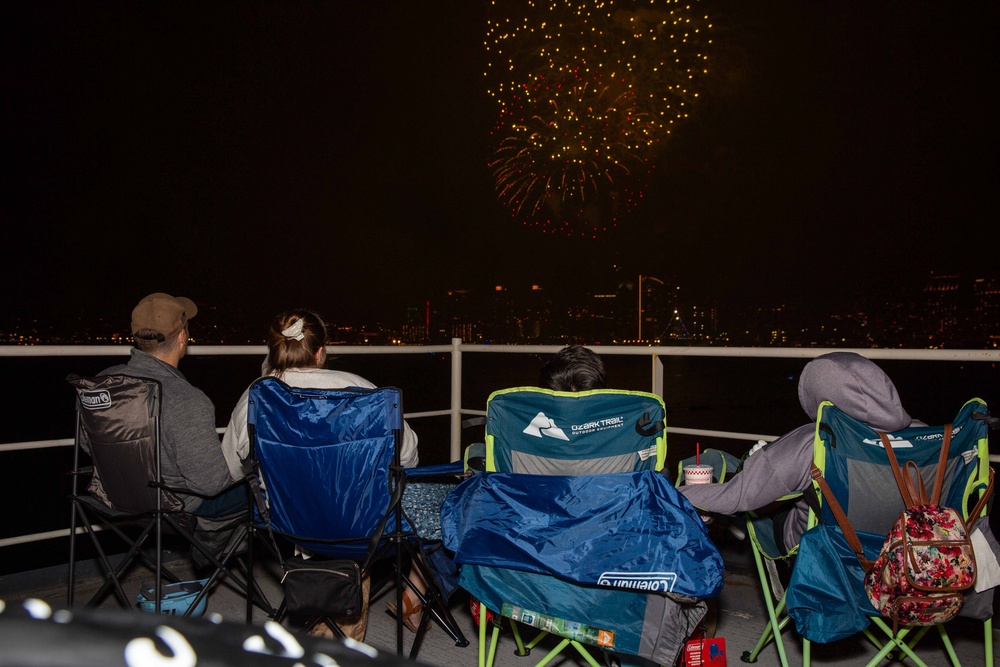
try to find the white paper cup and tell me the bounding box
[684,464,714,485]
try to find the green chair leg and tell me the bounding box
[985,617,993,667]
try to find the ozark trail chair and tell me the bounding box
[442,387,725,667]
[245,377,467,659]
[746,397,995,667]
[67,373,266,619]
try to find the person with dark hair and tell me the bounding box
[538,344,607,391]
[100,293,238,516]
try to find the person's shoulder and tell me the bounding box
[284,367,376,390]
[98,363,128,376]
[775,423,814,444]
[749,424,814,466]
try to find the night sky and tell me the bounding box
[4,1,997,332]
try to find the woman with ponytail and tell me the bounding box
[221,309,422,641]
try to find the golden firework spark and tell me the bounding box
[486,0,712,237]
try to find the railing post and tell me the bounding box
[652,353,664,397]
[450,337,463,462]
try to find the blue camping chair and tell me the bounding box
[245,377,467,658]
[442,387,724,667]
[750,398,995,667]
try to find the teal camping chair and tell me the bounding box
[746,398,995,667]
[443,387,724,667]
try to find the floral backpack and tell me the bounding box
[811,425,994,633]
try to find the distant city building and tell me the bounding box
[7,272,997,349]
[973,276,1000,349]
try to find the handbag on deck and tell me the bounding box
[280,556,363,618]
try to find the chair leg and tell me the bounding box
[568,641,604,667]
[934,623,961,667]
[85,515,157,608]
[985,617,993,667]
[67,500,79,606]
[406,578,468,650]
[742,533,791,667]
[162,516,273,619]
[402,542,469,649]
[245,524,255,624]
[479,603,494,667]
[866,619,932,667]
[534,639,572,667]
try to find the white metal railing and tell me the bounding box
[1,341,997,550]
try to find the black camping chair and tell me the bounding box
[66,373,274,621]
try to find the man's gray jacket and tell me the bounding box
[101,349,233,510]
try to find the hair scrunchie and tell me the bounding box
[281,318,305,341]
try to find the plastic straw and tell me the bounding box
[696,442,700,466]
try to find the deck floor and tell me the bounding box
[2,535,993,667]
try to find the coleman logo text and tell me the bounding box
[597,572,677,592]
[80,390,112,410]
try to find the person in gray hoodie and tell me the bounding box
[678,351,919,553]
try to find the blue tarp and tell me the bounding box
[442,470,724,598]
[441,469,721,664]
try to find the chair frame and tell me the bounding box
[742,398,994,667]
[740,495,802,667]
[66,373,271,621]
[464,387,698,667]
[244,377,467,658]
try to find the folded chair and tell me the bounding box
[442,387,725,667]
[244,377,467,659]
[757,397,995,667]
[66,374,267,620]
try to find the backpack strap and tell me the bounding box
[810,463,874,571]
[904,460,929,505]
[880,432,917,507]
[880,425,952,507]
[929,423,952,505]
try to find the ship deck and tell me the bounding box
[1,344,997,666]
[1,530,993,667]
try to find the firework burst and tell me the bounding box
[486,0,712,237]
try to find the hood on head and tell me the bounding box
[797,352,912,431]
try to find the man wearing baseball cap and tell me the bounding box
[99,293,243,518]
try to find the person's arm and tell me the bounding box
[678,424,814,514]
[220,389,252,481]
[399,421,419,468]
[165,390,236,498]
